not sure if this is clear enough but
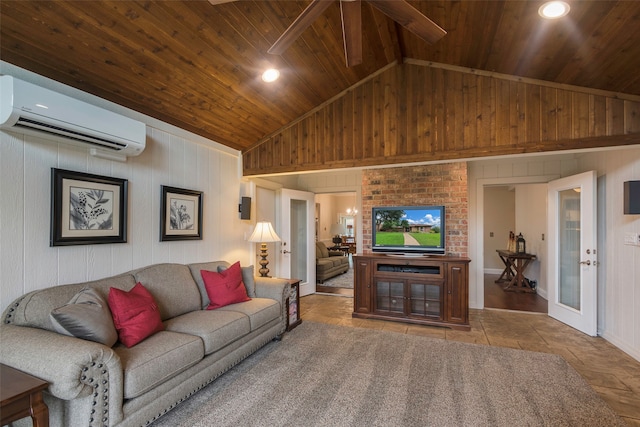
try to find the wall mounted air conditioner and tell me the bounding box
[0,75,146,161]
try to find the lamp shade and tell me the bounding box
[329,223,346,236]
[248,221,281,243]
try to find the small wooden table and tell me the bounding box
[495,250,537,293]
[286,279,303,331]
[1,364,49,427]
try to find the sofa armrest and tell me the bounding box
[255,277,290,334]
[0,324,124,425]
[254,277,289,301]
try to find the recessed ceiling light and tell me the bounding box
[539,1,570,19]
[261,68,280,83]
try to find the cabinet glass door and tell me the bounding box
[409,282,442,318]
[375,280,404,314]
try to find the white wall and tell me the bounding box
[578,147,640,361]
[0,70,249,314]
[315,193,337,244]
[483,186,515,271]
[515,183,547,295]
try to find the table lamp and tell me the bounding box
[330,223,346,245]
[248,221,281,277]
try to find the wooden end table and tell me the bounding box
[1,363,49,427]
[286,279,302,331]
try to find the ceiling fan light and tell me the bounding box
[538,1,570,19]
[261,68,280,82]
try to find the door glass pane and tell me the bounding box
[558,189,581,310]
[409,283,440,317]
[290,200,307,282]
[376,281,403,313]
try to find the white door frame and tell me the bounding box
[473,175,559,309]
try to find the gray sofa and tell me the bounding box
[316,241,349,283]
[0,261,289,427]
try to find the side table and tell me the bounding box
[495,249,537,293]
[1,363,49,427]
[286,279,302,331]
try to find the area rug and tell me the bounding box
[320,267,353,289]
[150,322,624,427]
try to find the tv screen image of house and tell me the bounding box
[372,206,445,254]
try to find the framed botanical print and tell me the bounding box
[160,185,203,241]
[50,168,128,246]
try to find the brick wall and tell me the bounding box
[361,162,468,257]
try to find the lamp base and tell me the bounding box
[258,243,271,277]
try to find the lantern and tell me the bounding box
[516,233,526,254]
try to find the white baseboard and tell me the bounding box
[600,330,640,363]
[484,268,503,275]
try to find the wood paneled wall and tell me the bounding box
[243,62,640,176]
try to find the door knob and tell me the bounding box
[579,260,591,265]
[282,250,291,254]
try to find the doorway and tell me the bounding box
[314,192,357,297]
[482,184,548,313]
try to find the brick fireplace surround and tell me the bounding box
[361,162,468,257]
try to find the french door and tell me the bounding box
[547,171,597,336]
[276,189,316,296]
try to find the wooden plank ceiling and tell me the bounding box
[2,1,640,168]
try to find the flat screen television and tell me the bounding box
[372,206,445,255]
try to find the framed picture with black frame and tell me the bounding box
[160,185,203,241]
[50,168,128,246]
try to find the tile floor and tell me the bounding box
[300,294,640,426]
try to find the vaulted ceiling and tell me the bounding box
[2,1,640,156]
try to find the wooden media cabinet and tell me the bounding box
[353,254,471,331]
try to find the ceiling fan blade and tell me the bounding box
[268,0,334,55]
[341,0,363,67]
[366,0,446,44]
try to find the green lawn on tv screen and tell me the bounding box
[375,232,441,246]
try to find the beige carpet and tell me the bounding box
[150,322,625,427]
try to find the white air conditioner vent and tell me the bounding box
[0,75,146,160]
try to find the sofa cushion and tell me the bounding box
[114,331,204,399]
[188,261,232,309]
[4,274,136,332]
[164,310,250,355]
[316,259,334,273]
[108,283,164,348]
[132,264,202,320]
[218,264,256,298]
[217,298,281,331]
[50,287,118,347]
[201,262,251,310]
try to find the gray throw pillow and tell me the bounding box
[50,287,118,347]
[218,264,256,298]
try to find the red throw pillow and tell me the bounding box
[201,261,251,310]
[108,282,164,348]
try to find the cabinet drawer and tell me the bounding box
[373,260,444,279]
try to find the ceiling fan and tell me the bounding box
[210,0,446,67]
